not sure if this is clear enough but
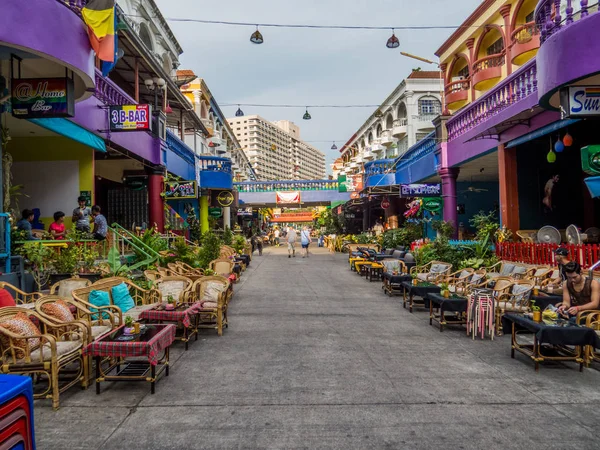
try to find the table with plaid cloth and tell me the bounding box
[84,324,175,394]
[138,303,201,350]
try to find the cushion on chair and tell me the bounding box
[91,325,112,338]
[512,266,528,276]
[497,301,528,312]
[470,273,484,284]
[391,250,402,259]
[458,270,470,279]
[382,260,401,272]
[200,301,218,310]
[202,281,228,303]
[56,279,89,299]
[111,283,135,313]
[430,264,447,274]
[23,340,82,362]
[125,303,159,321]
[416,273,429,282]
[41,300,75,323]
[500,264,515,276]
[89,290,111,319]
[511,284,532,306]
[0,289,16,307]
[534,268,548,277]
[0,312,42,359]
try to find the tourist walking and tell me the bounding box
[301,226,312,258]
[274,227,280,247]
[287,226,297,258]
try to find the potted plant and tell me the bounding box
[78,244,102,282]
[531,300,542,323]
[165,295,176,310]
[48,244,79,285]
[440,282,450,298]
[124,316,135,334]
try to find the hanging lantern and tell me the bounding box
[563,132,573,147]
[331,142,338,150]
[303,108,311,120]
[386,30,400,49]
[547,137,556,163]
[165,102,173,114]
[555,136,565,153]
[250,26,264,44]
[235,105,244,117]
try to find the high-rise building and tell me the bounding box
[227,115,326,180]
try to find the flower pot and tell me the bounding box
[165,304,175,311]
[443,290,450,298]
[533,287,539,296]
[532,311,542,323]
[49,273,72,286]
[123,327,135,335]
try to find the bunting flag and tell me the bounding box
[81,0,116,63]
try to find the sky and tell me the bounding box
[153,0,482,174]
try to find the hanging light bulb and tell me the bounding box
[165,101,173,114]
[303,108,311,120]
[547,137,556,163]
[235,105,244,117]
[386,29,400,49]
[555,135,565,153]
[331,142,338,150]
[563,131,573,147]
[250,26,264,44]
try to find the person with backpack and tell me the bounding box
[301,226,312,258]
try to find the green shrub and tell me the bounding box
[197,232,223,269]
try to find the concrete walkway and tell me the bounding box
[35,246,600,449]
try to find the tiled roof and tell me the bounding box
[176,69,196,77]
[407,71,443,79]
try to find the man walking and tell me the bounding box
[274,227,280,247]
[287,226,297,258]
[301,226,312,258]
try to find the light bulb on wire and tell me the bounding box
[386,29,400,49]
[250,26,264,44]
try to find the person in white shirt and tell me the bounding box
[300,226,312,258]
[274,228,280,247]
[287,227,297,258]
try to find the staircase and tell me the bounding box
[108,224,160,271]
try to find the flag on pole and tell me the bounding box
[101,13,119,76]
[81,0,116,63]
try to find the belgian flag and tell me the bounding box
[82,0,116,63]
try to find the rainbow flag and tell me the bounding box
[585,88,600,98]
[82,0,115,63]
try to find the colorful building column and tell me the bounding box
[439,167,459,235]
[498,143,520,232]
[200,193,209,234]
[148,169,165,232]
[223,206,231,229]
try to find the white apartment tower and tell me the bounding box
[227,115,326,180]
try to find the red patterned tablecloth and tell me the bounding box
[83,324,176,366]
[138,303,201,328]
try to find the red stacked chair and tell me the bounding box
[0,375,35,450]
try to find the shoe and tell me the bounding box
[288,255,291,258]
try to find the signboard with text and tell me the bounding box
[276,191,301,204]
[237,207,253,216]
[422,197,443,212]
[400,184,441,198]
[109,104,152,131]
[561,86,600,117]
[11,77,74,118]
[164,180,197,199]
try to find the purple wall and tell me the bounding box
[537,13,600,109]
[0,0,95,93]
[73,96,162,165]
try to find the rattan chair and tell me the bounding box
[495,279,535,332]
[176,261,205,276]
[144,270,162,282]
[191,276,231,336]
[72,277,160,322]
[410,261,452,283]
[49,277,92,301]
[0,307,88,409]
[209,259,235,278]
[444,268,474,294]
[585,311,600,365]
[530,266,553,285]
[0,282,43,308]
[540,268,562,290]
[152,275,194,303]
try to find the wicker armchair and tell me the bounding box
[152,276,194,303]
[0,307,88,409]
[49,277,92,301]
[144,270,162,282]
[466,276,513,297]
[495,280,535,332]
[379,259,407,274]
[209,259,235,278]
[72,277,161,322]
[516,230,538,243]
[540,268,563,290]
[0,282,42,308]
[410,261,452,283]
[444,268,474,294]
[219,245,236,258]
[530,266,553,285]
[176,261,205,276]
[191,276,231,336]
[585,312,600,365]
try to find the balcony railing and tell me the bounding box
[510,22,541,64]
[235,180,339,192]
[412,114,438,125]
[197,155,232,174]
[364,159,395,177]
[446,59,537,141]
[166,130,195,165]
[445,79,470,96]
[511,21,540,45]
[393,118,408,127]
[536,0,596,44]
[94,69,136,106]
[56,0,87,16]
[472,53,506,74]
[395,132,436,171]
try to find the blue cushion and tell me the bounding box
[89,290,110,319]
[111,283,135,313]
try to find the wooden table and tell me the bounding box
[84,324,175,394]
[139,303,201,350]
[401,281,441,313]
[427,292,468,332]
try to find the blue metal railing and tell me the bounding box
[166,130,195,166]
[235,179,338,192]
[364,159,396,176]
[395,132,436,171]
[197,155,232,174]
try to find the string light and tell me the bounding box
[250,26,264,44]
[303,108,312,120]
[235,105,244,116]
[386,29,400,48]
[331,142,338,150]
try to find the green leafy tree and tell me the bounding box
[223,226,233,245]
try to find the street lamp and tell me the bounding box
[144,77,166,112]
[400,52,448,115]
